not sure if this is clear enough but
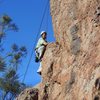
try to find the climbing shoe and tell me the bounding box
[37,71,41,75]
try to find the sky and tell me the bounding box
[0,0,55,86]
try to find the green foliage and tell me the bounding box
[14,54,21,60]
[0,14,27,99]
[0,32,5,38]
[1,15,12,25]
[0,44,27,99]
[0,15,18,31]
[9,44,27,71]
[20,46,27,52]
[0,57,6,71]
[5,69,16,79]
[0,69,26,99]
[12,44,18,52]
[0,14,18,44]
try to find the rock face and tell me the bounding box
[16,88,38,100]
[17,0,100,100]
[39,0,100,99]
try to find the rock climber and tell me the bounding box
[35,31,48,74]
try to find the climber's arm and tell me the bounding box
[42,40,48,46]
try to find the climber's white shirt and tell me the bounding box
[36,37,47,49]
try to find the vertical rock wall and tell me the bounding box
[17,0,100,100]
[39,0,100,100]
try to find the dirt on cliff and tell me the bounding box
[17,0,100,100]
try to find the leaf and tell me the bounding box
[11,44,18,52]
[2,15,12,24]
[20,46,27,52]
[5,69,16,79]
[14,53,21,60]
[8,23,18,32]
[0,57,6,71]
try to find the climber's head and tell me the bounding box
[41,31,47,39]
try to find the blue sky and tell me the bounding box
[0,0,55,86]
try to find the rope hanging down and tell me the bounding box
[22,0,50,83]
[45,2,49,32]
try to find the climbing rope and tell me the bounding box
[45,2,50,33]
[22,0,50,83]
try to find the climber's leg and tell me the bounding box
[35,50,39,58]
[38,45,45,60]
[35,49,40,62]
[37,61,42,75]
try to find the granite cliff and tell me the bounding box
[17,0,100,100]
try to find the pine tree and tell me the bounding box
[0,15,27,100]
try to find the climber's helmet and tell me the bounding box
[40,31,47,39]
[40,31,47,36]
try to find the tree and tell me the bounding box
[0,44,27,100]
[9,44,27,71]
[0,68,26,100]
[0,15,18,51]
[0,15,27,100]
[0,57,6,71]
